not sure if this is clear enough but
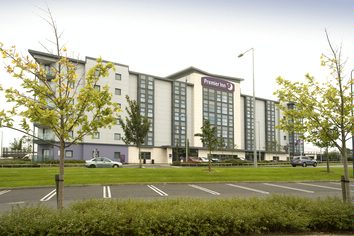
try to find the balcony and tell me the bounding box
[34,132,56,145]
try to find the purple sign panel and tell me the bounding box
[201,77,235,92]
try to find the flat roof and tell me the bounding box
[29,50,244,84]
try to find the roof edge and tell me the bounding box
[28,49,86,64]
[166,66,244,82]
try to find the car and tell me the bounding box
[291,156,317,167]
[85,157,123,168]
[211,157,220,163]
[199,157,209,163]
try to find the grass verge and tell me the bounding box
[0,196,353,235]
[0,166,350,188]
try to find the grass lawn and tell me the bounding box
[0,166,351,188]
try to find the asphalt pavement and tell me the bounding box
[1,181,353,213]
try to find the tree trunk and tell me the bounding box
[326,147,330,173]
[57,140,65,209]
[138,145,142,168]
[208,149,211,173]
[341,141,351,203]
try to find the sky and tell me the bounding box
[0,0,353,150]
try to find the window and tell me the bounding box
[114,133,121,140]
[94,85,100,91]
[141,152,151,160]
[65,150,73,158]
[114,152,121,159]
[92,132,100,139]
[115,73,122,80]
[115,88,121,95]
[68,81,75,89]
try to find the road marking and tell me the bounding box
[227,184,269,195]
[40,189,56,201]
[264,183,314,193]
[189,184,220,195]
[0,190,11,195]
[8,201,25,205]
[298,183,354,192]
[147,185,168,196]
[330,182,354,187]
[103,186,111,198]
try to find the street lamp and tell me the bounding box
[238,48,257,167]
[351,69,354,178]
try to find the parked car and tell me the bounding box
[211,157,220,163]
[199,157,209,163]
[85,157,123,168]
[188,157,202,163]
[291,156,317,167]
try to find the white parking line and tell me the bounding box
[40,189,56,201]
[103,186,111,198]
[147,185,168,196]
[330,182,354,187]
[264,183,314,193]
[8,201,25,205]
[298,183,354,192]
[227,184,269,194]
[0,190,11,195]
[189,184,220,195]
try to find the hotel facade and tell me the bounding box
[30,50,303,164]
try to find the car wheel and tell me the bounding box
[113,164,119,168]
[302,162,307,167]
[89,164,96,168]
[313,162,317,167]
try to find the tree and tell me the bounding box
[195,119,220,172]
[119,95,150,168]
[0,9,120,209]
[274,31,353,202]
[9,137,23,151]
[9,135,32,152]
[312,129,335,173]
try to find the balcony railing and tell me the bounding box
[34,133,56,144]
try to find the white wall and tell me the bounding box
[128,146,171,164]
[154,79,171,146]
[82,57,129,145]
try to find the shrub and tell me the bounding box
[0,196,353,235]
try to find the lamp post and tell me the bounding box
[238,48,257,167]
[351,69,354,178]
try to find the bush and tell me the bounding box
[0,196,353,235]
[41,160,85,164]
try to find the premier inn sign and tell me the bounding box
[201,77,235,92]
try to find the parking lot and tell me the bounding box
[1,181,353,213]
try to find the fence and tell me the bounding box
[1,148,33,159]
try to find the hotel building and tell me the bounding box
[30,49,302,163]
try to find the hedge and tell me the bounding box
[0,196,353,235]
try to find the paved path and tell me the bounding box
[0,181,353,213]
